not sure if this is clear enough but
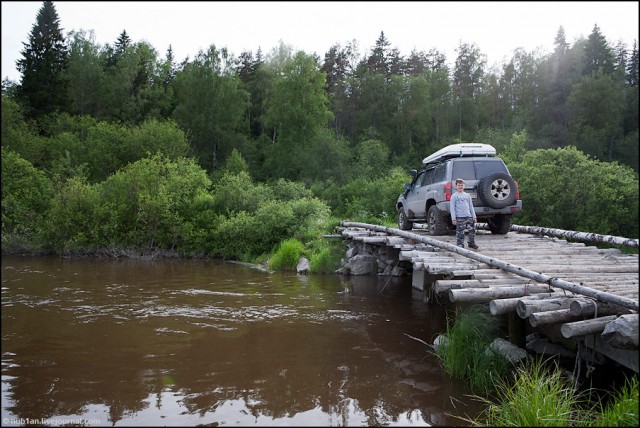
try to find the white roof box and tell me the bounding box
[422,143,496,165]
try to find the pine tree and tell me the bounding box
[365,31,392,76]
[627,40,639,88]
[583,24,615,76]
[16,0,69,120]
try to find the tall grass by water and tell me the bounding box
[437,308,639,427]
[465,358,638,426]
[433,305,510,396]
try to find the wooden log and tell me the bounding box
[569,298,633,316]
[473,274,531,282]
[448,284,552,303]
[415,264,478,274]
[560,315,618,338]
[359,236,388,243]
[386,237,413,246]
[601,314,639,349]
[503,258,638,265]
[435,279,534,293]
[528,309,581,327]
[516,297,572,318]
[501,224,639,248]
[489,293,559,315]
[341,222,639,312]
[399,250,451,260]
[434,279,489,293]
[510,264,639,274]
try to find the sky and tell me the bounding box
[1,1,639,82]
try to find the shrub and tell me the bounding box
[43,177,100,253]
[338,166,408,222]
[508,146,639,238]
[269,238,304,271]
[210,211,260,260]
[95,154,212,250]
[1,148,54,250]
[270,177,314,201]
[210,170,274,215]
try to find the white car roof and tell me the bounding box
[422,143,496,165]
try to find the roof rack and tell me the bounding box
[422,143,496,165]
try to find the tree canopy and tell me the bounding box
[2,1,638,257]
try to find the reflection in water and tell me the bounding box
[1,256,483,426]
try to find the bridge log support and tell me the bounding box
[337,221,639,373]
[412,270,425,291]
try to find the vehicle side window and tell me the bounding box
[433,163,447,182]
[413,171,426,189]
[423,167,435,186]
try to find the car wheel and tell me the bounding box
[487,214,512,234]
[398,208,412,230]
[478,172,517,209]
[427,205,449,236]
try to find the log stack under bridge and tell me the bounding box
[336,221,639,373]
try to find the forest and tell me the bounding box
[2,1,638,268]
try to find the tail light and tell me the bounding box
[445,181,452,201]
[515,181,520,200]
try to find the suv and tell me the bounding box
[396,143,522,235]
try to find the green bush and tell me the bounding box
[43,176,101,253]
[210,170,273,215]
[289,197,331,240]
[338,166,409,222]
[88,154,211,251]
[1,148,54,251]
[210,211,260,260]
[269,238,304,271]
[270,177,314,201]
[508,146,639,238]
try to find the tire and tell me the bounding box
[487,214,512,234]
[427,205,449,236]
[398,207,412,230]
[477,172,517,209]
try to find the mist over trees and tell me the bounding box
[2,1,638,257]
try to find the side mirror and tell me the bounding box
[404,183,411,190]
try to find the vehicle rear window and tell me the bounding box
[451,159,508,180]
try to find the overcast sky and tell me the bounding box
[2,1,639,82]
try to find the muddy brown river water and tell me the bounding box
[1,255,485,426]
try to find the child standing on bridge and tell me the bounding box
[450,178,478,249]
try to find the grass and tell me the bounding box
[309,240,344,273]
[592,375,639,427]
[268,238,304,271]
[437,308,639,427]
[433,305,511,396]
[461,358,639,427]
[466,357,587,426]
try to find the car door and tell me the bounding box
[405,170,427,218]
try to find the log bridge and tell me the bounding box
[337,221,639,373]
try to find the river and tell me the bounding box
[1,255,485,426]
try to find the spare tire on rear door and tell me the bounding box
[477,172,516,208]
